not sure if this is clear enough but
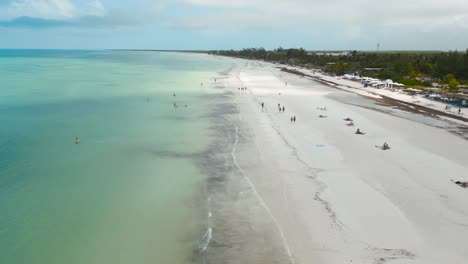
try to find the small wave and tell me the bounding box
[198,227,212,253]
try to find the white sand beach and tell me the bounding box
[217,60,468,264]
[292,67,466,119]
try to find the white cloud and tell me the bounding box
[174,0,468,33]
[0,0,106,20]
[5,0,75,19]
[0,0,467,49]
[84,0,106,17]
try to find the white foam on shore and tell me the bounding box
[199,227,212,253]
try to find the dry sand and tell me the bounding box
[209,59,468,264]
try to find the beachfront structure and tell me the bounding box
[342,74,405,89]
[308,51,350,56]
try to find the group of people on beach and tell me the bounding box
[322,112,389,149]
[344,117,354,126]
[260,102,295,122]
[278,103,285,112]
[342,116,389,150]
[445,105,463,115]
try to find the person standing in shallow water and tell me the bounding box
[293,116,296,123]
[282,106,285,112]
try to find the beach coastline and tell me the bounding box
[205,58,468,264]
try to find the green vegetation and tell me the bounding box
[443,74,460,92]
[211,48,468,87]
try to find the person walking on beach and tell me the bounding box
[459,108,461,115]
[290,116,293,123]
[282,106,285,112]
[293,116,296,123]
[261,102,264,111]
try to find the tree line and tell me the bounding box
[210,48,468,91]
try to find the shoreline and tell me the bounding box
[201,66,292,264]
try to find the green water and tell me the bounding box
[0,50,232,263]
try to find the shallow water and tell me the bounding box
[0,50,233,264]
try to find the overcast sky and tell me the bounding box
[0,0,466,50]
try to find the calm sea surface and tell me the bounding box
[0,50,232,264]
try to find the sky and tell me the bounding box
[0,0,467,50]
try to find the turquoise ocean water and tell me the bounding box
[0,50,232,264]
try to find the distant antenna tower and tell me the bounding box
[377,41,380,52]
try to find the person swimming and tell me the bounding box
[356,128,364,134]
[75,137,80,144]
[383,142,390,150]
